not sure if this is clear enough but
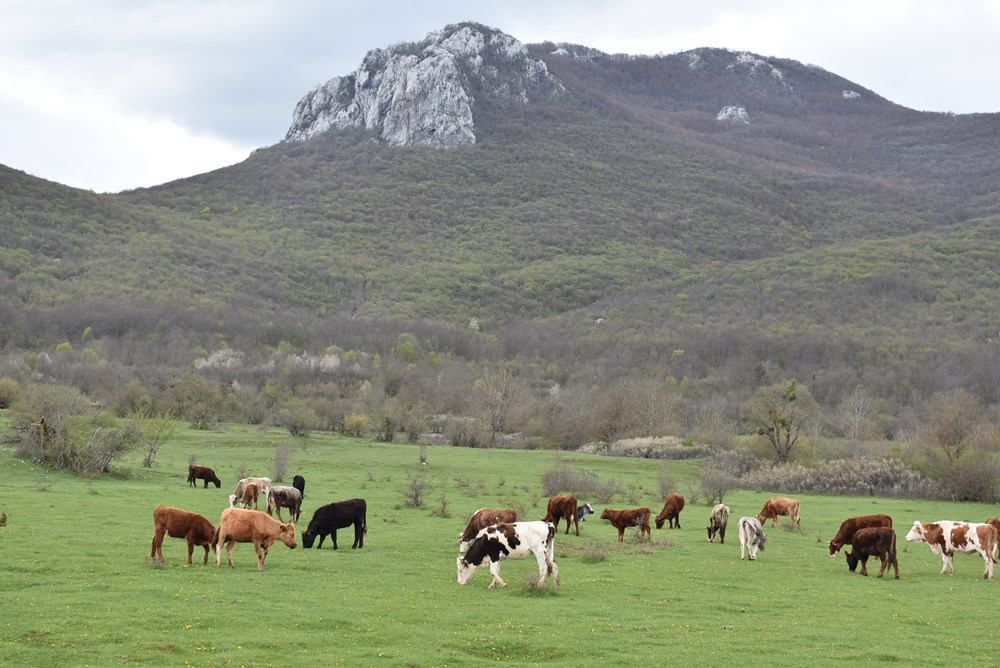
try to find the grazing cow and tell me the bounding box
[214,507,296,572]
[738,516,768,560]
[756,497,801,529]
[230,477,272,508]
[301,498,367,549]
[828,514,894,556]
[459,507,520,554]
[600,507,652,542]
[292,474,306,499]
[543,495,582,536]
[187,465,221,489]
[578,502,595,523]
[235,482,260,510]
[655,493,685,530]
[845,527,899,578]
[267,486,303,523]
[457,521,559,589]
[905,520,998,579]
[707,503,731,544]
[150,505,216,565]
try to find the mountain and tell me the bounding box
[1,21,998,411]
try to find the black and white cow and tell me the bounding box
[738,516,768,561]
[707,503,731,544]
[577,502,595,523]
[457,521,559,589]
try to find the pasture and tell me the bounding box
[1,422,999,666]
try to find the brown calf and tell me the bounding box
[543,495,581,536]
[757,496,801,529]
[845,526,899,578]
[150,504,216,565]
[215,507,296,572]
[655,493,685,529]
[187,465,221,489]
[600,507,651,542]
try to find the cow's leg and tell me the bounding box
[876,554,888,578]
[201,544,210,565]
[254,543,268,572]
[151,527,166,562]
[941,554,954,575]
[983,550,994,580]
[353,522,362,549]
[226,540,236,568]
[488,560,507,588]
[316,533,326,549]
[573,515,579,536]
[331,529,339,550]
[719,526,726,544]
[186,539,195,566]
[275,506,284,523]
[859,555,869,576]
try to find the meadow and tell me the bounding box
[1,422,999,667]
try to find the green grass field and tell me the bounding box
[1,422,999,667]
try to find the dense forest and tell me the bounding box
[1,43,998,497]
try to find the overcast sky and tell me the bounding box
[2,1,998,193]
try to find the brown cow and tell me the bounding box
[235,482,260,510]
[150,505,216,565]
[756,497,801,529]
[543,495,581,536]
[985,516,1000,538]
[845,526,899,578]
[600,507,651,542]
[215,507,296,572]
[459,508,519,554]
[655,493,685,529]
[828,514,893,556]
[187,465,221,488]
[230,477,272,508]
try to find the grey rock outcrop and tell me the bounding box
[285,22,561,147]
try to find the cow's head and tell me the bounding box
[211,475,221,488]
[655,516,666,530]
[845,550,860,572]
[228,494,238,508]
[599,508,613,521]
[580,503,594,521]
[301,529,316,549]
[456,556,480,585]
[828,540,842,557]
[904,521,927,544]
[756,531,768,551]
[707,525,719,542]
[278,523,296,549]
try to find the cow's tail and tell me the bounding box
[363,516,368,536]
[888,528,897,567]
[545,522,556,574]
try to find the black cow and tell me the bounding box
[292,474,306,499]
[301,498,367,549]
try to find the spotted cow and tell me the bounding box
[456,521,559,589]
[707,503,730,544]
[905,520,998,579]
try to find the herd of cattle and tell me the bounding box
[161,464,1000,585]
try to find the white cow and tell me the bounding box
[457,521,559,589]
[905,520,998,580]
[738,516,768,561]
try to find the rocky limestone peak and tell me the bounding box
[285,22,562,147]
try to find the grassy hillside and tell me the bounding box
[1,49,999,430]
[2,422,999,666]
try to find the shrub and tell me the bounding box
[0,376,21,408]
[742,458,939,497]
[273,441,294,482]
[9,382,138,475]
[343,414,370,437]
[279,407,317,437]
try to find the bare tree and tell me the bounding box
[923,388,989,464]
[837,385,872,441]
[474,362,523,445]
